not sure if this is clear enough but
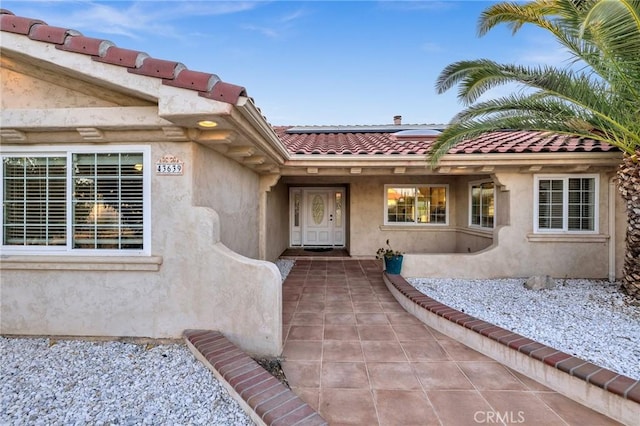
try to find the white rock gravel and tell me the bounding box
[1,338,254,426]
[408,277,640,380]
[0,260,297,426]
[276,259,295,282]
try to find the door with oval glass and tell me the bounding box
[290,188,345,247]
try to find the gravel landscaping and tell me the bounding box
[408,277,640,380]
[3,260,637,425]
[0,338,254,426]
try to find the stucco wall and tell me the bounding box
[349,175,470,257]
[192,144,260,259]
[402,171,623,280]
[1,142,282,356]
[264,179,290,262]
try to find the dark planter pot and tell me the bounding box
[384,255,403,274]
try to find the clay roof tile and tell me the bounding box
[30,24,75,44]
[165,69,220,92]
[95,46,148,68]
[0,11,44,35]
[57,35,113,56]
[1,9,248,106]
[129,57,182,79]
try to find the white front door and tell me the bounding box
[290,188,345,247]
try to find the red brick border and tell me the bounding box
[384,273,640,405]
[184,330,327,426]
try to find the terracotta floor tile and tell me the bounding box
[321,362,369,388]
[300,293,326,302]
[509,369,552,391]
[353,302,384,312]
[303,285,327,292]
[412,361,475,390]
[324,312,357,325]
[367,362,421,390]
[534,391,623,425]
[428,328,452,340]
[401,340,450,362]
[323,341,364,362]
[350,294,380,303]
[281,360,321,388]
[481,390,567,425]
[361,341,408,362]
[438,339,493,361]
[374,390,440,425]
[376,294,399,303]
[427,390,494,426]
[283,292,300,302]
[386,312,424,325]
[380,302,408,312]
[291,312,324,325]
[324,325,359,341]
[319,388,378,425]
[323,302,354,313]
[458,362,528,390]
[325,293,351,302]
[296,301,326,313]
[357,325,397,341]
[391,324,436,341]
[292,387,320,411]
[355,313,390,325]
[282,341,323,361]
[287,325,324,341]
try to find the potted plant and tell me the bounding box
[376,239,404,274]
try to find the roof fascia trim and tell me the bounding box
[236,96,291,162]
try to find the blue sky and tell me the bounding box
[2,1,568,125]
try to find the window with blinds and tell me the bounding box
[535,175,597,233]
[2,149,147,252]
[3,156,67,246]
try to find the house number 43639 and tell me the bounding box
[156,163,183,175]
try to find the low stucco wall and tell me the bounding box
[402,225,610,279]
[0,207,282,356]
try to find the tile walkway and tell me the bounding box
[281,258,622,425]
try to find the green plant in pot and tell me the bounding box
[376,239,404,274]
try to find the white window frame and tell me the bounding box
[533,174,599,234]
[384,184,449,226]
[469,179,496,229]
[1,145,151,256]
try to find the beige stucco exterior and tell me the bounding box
[0,26,628,357]
[0,32,284,356]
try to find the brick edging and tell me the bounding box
[383,273,640,405]
[184,330,327,426]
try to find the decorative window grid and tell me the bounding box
[1,147,150,254]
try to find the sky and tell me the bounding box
[2,0,569,126]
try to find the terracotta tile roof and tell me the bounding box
[0,9,247,104]
[274,126,430,155]
[274,126,618,156]
[448,131,617,154]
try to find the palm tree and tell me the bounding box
[431,0,640,298]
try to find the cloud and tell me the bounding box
[6,0,262,40]
[240,6,308,39]
[376,0,457,12]
[421,41,443,53]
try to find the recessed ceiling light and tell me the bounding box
[198,120,218,128]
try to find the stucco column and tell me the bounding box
[258,174,281,260]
